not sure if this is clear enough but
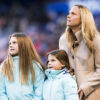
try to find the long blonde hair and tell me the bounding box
[2,33,45,84]
[66,5,98,52]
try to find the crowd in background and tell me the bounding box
[0,0,100,64]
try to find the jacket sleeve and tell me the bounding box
[80,35,100,97]
[63,75,79,100]
[32,62,45,100]
[0,65,9,100]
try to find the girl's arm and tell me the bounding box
[63,75,79,100]
[0,73,9,100]
[32,62,45,100]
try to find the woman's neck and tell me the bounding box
[71,25,81,34]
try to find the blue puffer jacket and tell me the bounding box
[0,56,45,100]
[43,68,79,100]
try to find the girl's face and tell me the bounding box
[47,54,65,70]
[9,37,19,56]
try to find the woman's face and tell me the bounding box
[67,6,81,28]
[47,54,64,70]
[9,37,19,56]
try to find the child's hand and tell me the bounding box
[78,89,84,100]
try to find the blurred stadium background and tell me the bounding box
[0,0,100,65]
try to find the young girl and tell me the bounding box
[0,33,45,100]
[43,50,79,100]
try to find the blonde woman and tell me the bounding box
[0,33,45,100]
[59,5,100,100]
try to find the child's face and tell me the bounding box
[47,54,64,70]
[9,37,19,56]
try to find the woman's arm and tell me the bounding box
[80,35,100,97]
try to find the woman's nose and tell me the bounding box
[67,14,70,18]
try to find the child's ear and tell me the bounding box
[61,64,65,68]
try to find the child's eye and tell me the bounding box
[51,59,55,62]
[13,41,17,44]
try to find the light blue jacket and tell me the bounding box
[43,68,79,100]
[0,56,45,100]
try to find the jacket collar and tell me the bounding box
[45,68,68,79]
[73,30,82,48]
[13,56,19,60]
[75,30,82,43]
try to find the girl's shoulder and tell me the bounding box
[56,70,72,79]
[60,71,76,83]
[33,60,44,71]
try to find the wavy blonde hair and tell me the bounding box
[1,33,45,84]
[66,5,98,52]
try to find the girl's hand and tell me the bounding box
[78,89,84,100]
